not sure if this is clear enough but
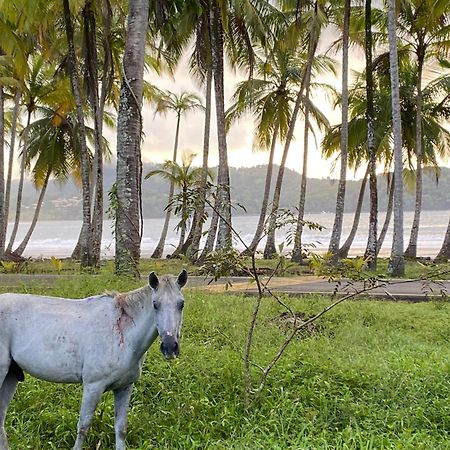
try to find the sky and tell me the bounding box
[134,28,357,181]
[102,24,450,182]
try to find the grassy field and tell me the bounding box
[2,256,450,281]
[1,275,450,449]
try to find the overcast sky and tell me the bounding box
[104,25,449,182]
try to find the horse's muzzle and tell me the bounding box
[160,336,179,359]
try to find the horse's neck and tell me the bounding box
[122,286,158,357]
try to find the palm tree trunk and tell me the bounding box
[0,87,6,256]
[436,219,450,260]
[387,0,405,275]
[210,0,232,250]
[363,0,378,270]
[404,51,424,259]
[115,0,149,276]
[263,4,319,259]
[178,210,198,256]
[84,0,104,267]
[328,0,350,262]
[14,170,51,256]
[338,163,369,258]
[63,0,92,268]
[4,89,20,237]
[188,64,212,262]
[6,110,32,253]
[151,113,181,258]
[198,196,220,263]
[243,126,278,256]
[376,175,394,255]
[171,189,188,257]
[291,85,311,264]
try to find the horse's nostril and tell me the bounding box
[160,336,179,358]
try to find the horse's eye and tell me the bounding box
[153,301,160,310]
[178,302,184,311]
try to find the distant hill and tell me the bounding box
[12,164,450,220]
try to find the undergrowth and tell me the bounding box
[2,278,450,449]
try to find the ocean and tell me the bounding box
[8,210,448,259]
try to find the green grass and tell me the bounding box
[3,256,450,280]
[2,276,450,449]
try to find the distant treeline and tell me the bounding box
[15,164,450,220]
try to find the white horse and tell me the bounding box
[0,270,187,450]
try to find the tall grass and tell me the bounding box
[2,277,450,449]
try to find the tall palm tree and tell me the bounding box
[387,0,404,275]
[328,0,350,262]
[14,107,99,256]
[6,56,59,255]
[263,0,329,258]
[115,0,151,276]
[226,46,303,255]
[363,0,378,270]
[63,0,93,268]
[396,1,450,258]
[150,90,204,258]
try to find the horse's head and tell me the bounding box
[149,270,187,360]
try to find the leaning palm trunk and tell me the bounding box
[198,196,220,263]
[376,176,394,256]
[4,89,21,237]
[0,87,6,256]
[176,210,198,257]
[264,10,319,259]
[152,114,181,259]
[291,86,311,264]
[338,164,370,258]
[170,193,188,257]
[436,218,450,260]
[115,0,149,276]
[63,0,92,268]
[189,65,212,262]
[363,0,377,269]
[14,170,51,256]
[243,126,278,256]
[387,0,405,275]
[6,110,32,253]
[404,54,424,259]
[328,0,350,262]
[210,0,232,250]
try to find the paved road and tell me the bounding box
[1,273,449,301]
[191,276,450,301]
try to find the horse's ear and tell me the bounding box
[149,272,159,290]
[177,270,188,288]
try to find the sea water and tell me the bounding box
[7,210,448,259]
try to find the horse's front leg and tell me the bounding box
[73,382,104,450]
[113,384,133,450]
[0,373,18,450]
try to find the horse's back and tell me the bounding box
[0,292,118,383]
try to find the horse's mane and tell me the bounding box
[111,274,179,311]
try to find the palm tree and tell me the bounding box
[14,107,96,256]
[6,56,59,255]
[386,0,404,275]
[396,1,450,258]
[328,0,350,263]
[115,0,151,276]
[363,0,378,270]
[63,0,93,268]
[263,0,329,259]
[146,153,212,257]
[150,90,204,259]
[226,46,303,256]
